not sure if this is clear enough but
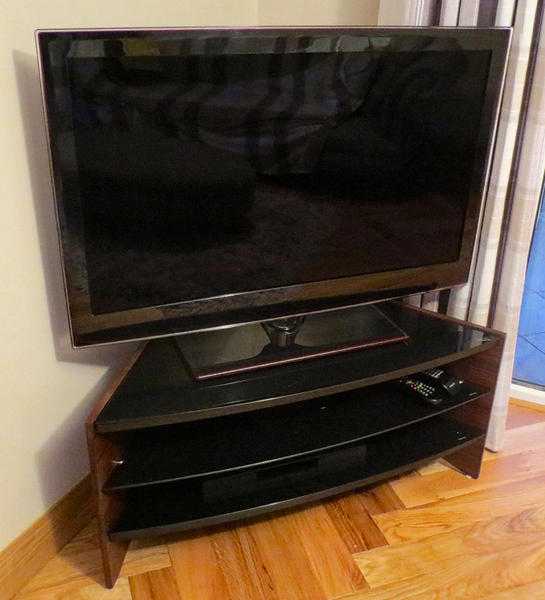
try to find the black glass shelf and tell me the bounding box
[109,416,484,540]
[95,302,498,433]
[104,381,487,493]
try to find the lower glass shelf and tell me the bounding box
[109,415,484,541]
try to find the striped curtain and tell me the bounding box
[443,0,545,450]
[447,0,535,326]
[488,1,545,449]
[379,0,545,450]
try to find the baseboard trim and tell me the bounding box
[0,474,93,600]
[511,383,545,408]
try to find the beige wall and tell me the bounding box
[258,0,380,25]
[1,0,378,551]
[0,0,257,552]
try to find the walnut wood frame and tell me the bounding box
[87,303,504,588]
[86,346,144,588]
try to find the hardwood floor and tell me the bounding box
[12,403,545,600]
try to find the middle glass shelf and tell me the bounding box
[103,380,487,493]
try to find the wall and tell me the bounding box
[0,0,378,551]
[258,0,380,25]
[0,0,258,552]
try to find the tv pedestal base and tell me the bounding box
[86,301,504,588]
[175,304,408,380]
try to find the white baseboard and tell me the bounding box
[511,383,545,406]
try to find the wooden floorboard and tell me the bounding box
[129,568,181,600]
[13,522,168,600]
[356,505,545,588]
[478,579,545,598]
[335,536,545,599]
[13,403,545,600]
[162,504,369,600]
[373,472,545,545]
[389,440,545,508]
[507,398,545,427]
[0,475,94,600]
[323,493,389,553]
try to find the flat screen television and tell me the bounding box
[37,27,510,351]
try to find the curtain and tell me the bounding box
[380,0,545,450]
[448,0,536,325]
[487,2,545,449]
[446,0,545,450]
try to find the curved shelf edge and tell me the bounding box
[96,339,498,434]
[103,388,488,494]
[108,425,485,541]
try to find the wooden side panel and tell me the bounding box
[442,436,487,479]
[86,345,144,589]
[441,337,505,478]
[447,338,506,394]
[86,428,127,588]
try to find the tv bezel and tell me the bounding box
[36,26,511,347]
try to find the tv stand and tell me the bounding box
[86,301,504,588]
[175,304,408,380]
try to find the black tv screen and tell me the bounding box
[37,28,510,346]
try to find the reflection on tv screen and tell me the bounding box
[59,38,491,314]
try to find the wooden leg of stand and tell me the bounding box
[444,437,486,479]
[87,427,129,588]
[442,339,504,479]
[86,346,144,588]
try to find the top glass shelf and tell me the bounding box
[94,301,502,433]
